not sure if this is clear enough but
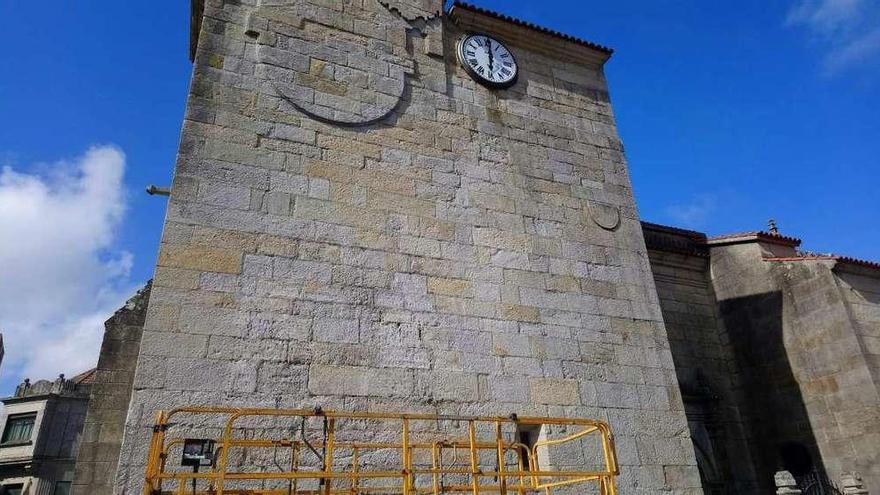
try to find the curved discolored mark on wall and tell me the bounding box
[247,0,441,127]
[587,200,621,231]
[376,0,443,23]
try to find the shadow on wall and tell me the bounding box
[718,291,825,489]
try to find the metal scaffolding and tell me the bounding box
[143,406,619,495]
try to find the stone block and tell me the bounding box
[294,196,385,231]
[197,183,252,210]
[256,362,309,394]
[492,333,531,357]
[158,244,243,274]
[313,317,360,344]
[273,257,332,283]
[500,304,540,323]
[398,236,441,258]
[775,470,802,494]
[308,177,330,199]
[529,378,581,405]
[417,371,479,402]
[596,381,640,409]
[140,331,208,358]
[485,375,529,403]
[308,365,413,397]
[427,277,473,297]
[191,226,260,252]
[206,335,287,361]
[178,305,247,337]
[473,227,532,253]
[200,272,239,292]
[305,159,415,196]
[162,358,239,392]
[153,267,200,290]
[468,190,516,213]
[266,191,291,215]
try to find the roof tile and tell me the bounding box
[448,1,614,55]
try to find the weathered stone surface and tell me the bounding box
[645,223,880,494]
[308,365,413,397]
[774,471,801,494]
[116,2,699,493]
[72,283,151,495]
[529,378,580,405]
[157,245,243,274]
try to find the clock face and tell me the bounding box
[457,34,518,88]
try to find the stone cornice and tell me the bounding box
[188,1,613,68]
[447,2,613,67]
[706,231,802,248]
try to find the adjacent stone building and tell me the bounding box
[71,283,151,495]
[0,371,94,495]
[644,222,880,493]
[112,0,703,493]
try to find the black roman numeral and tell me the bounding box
[466,50,475,56]
[468,58,478,66]
[477,66,485,75]
[499,53,509,59]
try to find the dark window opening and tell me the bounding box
[516,424,541,471]
[1,413,36,444]
[53,481,72,495]
[779,441,813,477]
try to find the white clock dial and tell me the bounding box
[457,34,518,88]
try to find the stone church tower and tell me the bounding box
[114,1,702,493]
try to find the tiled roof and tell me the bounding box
[642,221,877,271]
[641,221,707,240]
[764,255,880,271]
[447,1,614,55]
[836,255,880,270]
[71,368,97,385]
[641,221,709,257]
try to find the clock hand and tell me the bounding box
[487,38,494,73]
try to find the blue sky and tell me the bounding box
[0,0,878,392]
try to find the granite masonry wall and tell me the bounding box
[709,238,880,494]
[645,224,880,494]
[643,224,762,494]
[835,268,880,392]
[72,283,151,495]
[113,1,701,493]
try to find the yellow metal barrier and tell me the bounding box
[143,406,619,495]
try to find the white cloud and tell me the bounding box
[824,27,880,73]
[664,194,716,229]
[787,0,880,74]
[0,146,136,388]
[787,0,863,36]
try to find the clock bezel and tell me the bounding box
[456,33,519,89]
